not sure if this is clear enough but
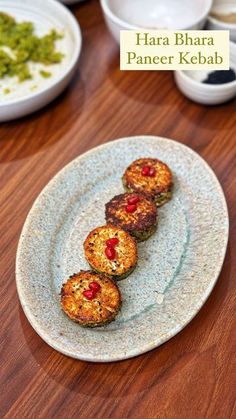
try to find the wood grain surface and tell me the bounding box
[0,1,236,418]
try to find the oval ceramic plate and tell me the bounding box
[16,136,229,362]
[0,0,82,122]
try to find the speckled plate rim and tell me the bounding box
[16,136,229,362]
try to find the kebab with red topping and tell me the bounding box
[122,158,173,207]
[105,193,157,242]
[61,271,121,327]
[84,224,137,280]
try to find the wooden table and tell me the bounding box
[1,1,235,417]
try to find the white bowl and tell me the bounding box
[207,0,236,42]
[100,0,213,44]
[58,0,86,4]
[174,42,236,105]
[0,0,82,122]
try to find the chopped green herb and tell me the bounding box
[0,12,64,82]
[39,70,52,78]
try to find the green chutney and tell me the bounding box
[0,12,64,82]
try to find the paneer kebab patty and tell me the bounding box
[84,224,138,280]
[105,193,158,242]
[61,271,121,327]
[122,158,173,207]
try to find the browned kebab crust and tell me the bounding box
[61,271,122,327]
[83,224,138,280]
[105,193,157,241]
[122,158,173,206]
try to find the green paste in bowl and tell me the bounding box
[0,12,64,83]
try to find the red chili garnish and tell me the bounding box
[106,237,119,248]
[89,281,101,292]
[149,167,156,177]
[105,246,116,260]
[83,290,95,300]
[141,166,150,176]
[126,204,137,213]
[127,195,140,205]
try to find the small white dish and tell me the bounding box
[0,0,82,122]
[174,42,236,105]
[207,0,236,42]
[58,0,86,4]
[100,0,213,44]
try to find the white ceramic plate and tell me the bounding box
[16,136,229,362]
[0,0,82,122]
